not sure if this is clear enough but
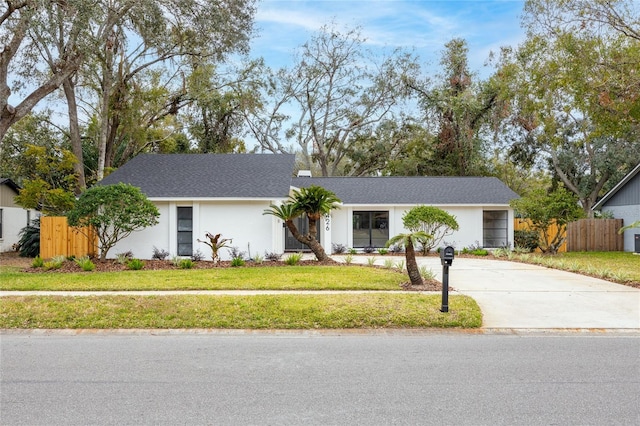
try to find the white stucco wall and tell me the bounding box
[326,204,514,253]
[107,200,278,260]
[0,207,38,252]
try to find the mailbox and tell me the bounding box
[440,246,455,266]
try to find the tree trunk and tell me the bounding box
[285,219,330,262]
[63,78,85,193]
[404,239,423,286]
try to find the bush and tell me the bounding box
[284,252,303,265]
[376,248,388,256]
[514,229,539,252]
[152,246,169,260]
[179,258,194,269]
[18,218,40,258]
[230,257,245,267]
[363,245,375,254]
[347,248,357,254]
[191,249,205,262]
[126,259,144,270]
[43,255,65,271]
[470,249,489,256]
[31,256,44,268]
[264,251,282,262]
[229,246,246,261]
[115,251,134,264]
[332,243,347,254]
[252,254,264,264]
[344,254,354,264]
[74,256,96,271]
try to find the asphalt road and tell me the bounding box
[2,331,639,425]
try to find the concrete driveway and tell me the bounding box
[343,255,640,330]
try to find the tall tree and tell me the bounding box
[247,25,418,176]
[496,0,640,215]
[0,1,86,142]
[407,39,501,176]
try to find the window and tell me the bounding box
[483,210,508,248]
[177,207,193,256]
[353,211,389,248]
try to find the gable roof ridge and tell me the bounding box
[593,163,640,210]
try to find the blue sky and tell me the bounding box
[249,0,527,76]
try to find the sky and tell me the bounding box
[248,0,527,76]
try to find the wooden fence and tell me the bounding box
[40,216,98,259]
[566,219,624,252]
[514,218,567,253]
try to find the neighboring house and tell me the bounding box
[99,154,519,260]
[0,178,38,252]
[593,163,640,253]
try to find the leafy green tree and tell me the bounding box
[406,38,501,176]
[264,185,341,261]
[402,206,460,254]
[496,0,640,215]
[510,187,584,254]
[67,183,160,260]
[386,231,431,287]
[13,144,78,215]
[17,218,40,258]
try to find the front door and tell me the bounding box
[285,216,320,251]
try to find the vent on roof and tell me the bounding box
[297,170,312,177]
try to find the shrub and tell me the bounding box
[376,248,388,256]
[419,265,436,280]
[252,254,264,264]
[264,251,282,262]
[229,246,246,261]
[171,256,182,267]
[152,246,170,260]
[347,248,357,254]
[179,258,194,269]
[18,218,40,258]
[332,243,347,254]
[344,254,354,264]
[43,255,65,271]
[31,256,44,268]
[367,257,377,267]
[191,249,205,262]
[395,260,405,271]
[74,256,95,271]
[115,251,133,264]
[383,259,394,269]
[231,257,245,267]
[363,245,376,254]
[126,259,144,270]
[402,205,459,254]
[471,249,489,256]
[284,252,303,265]
[514,229,539,252]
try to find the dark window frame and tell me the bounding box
[483,210,508,248]
[177,207,193,256]
[352,211,389,248]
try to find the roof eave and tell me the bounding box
[592,163,640,210]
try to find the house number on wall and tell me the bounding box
[324,214,331,231]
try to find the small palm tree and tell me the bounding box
[264,185,341,261]
[387,231,431,287]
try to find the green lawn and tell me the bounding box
[0,266,406,291]
[508,251,640,285]
[0,294,481,329]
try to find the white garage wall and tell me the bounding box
[107,202,171,259]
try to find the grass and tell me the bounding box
[0,294,481,329]
[510,251,640,286]
[0,266,407,291]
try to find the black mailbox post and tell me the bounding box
[440,246,455,312]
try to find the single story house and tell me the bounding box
[99,154,519,260]
[593,163,640,253]
[0,178,38,252]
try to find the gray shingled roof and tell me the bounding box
[99,154,296,198]
[292,176,519,205]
